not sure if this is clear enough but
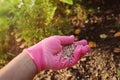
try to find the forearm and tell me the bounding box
[0,52,37,80]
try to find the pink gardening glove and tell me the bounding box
[23,35,90,72]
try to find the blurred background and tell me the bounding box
[0,0,120,79]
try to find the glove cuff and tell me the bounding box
[23,46,46,72]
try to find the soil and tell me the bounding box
[34,48,120,80]
[33,2,120,80]
[4,1,120,80]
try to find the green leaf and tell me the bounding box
[88,8,94,13]
[117,70,120,76]
[46,6,57,24]
[60,0,73,5]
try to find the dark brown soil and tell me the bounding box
[34,48,120,80]
[34,2,120,80]
[2,1,119,80]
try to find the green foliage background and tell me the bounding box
[13,0,87,46]
[2,0,110,69]
[0,0,87,67]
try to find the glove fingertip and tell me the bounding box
[74,39,88,46]
[81,45,91,54]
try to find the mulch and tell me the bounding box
[34,5,120,80]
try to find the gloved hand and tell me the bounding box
[23,35,90,72]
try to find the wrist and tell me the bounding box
[0,52,37,80]
[23,45,46,72]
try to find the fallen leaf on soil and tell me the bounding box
[0,60,6,65]
[19,42,26,48]
[102,72,109,79]
[16,38,22,42]
[114,32,120,37]
[74,29,81,34]
[10,32,14,35]
[109,29,116,33]
[113,48,120,53]
[74,36,79,41]
[72,65,77,69]
[85,20,89,23]
[80,57,87,62]
[88,41,97,48]
[99,34,108,39]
